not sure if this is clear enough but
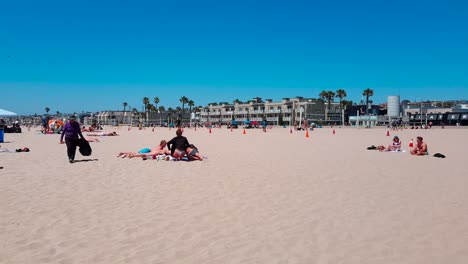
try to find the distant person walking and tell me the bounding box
[60,117,85,163]
[261,118,267,132]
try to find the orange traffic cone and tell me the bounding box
[243,128,246,134]
[209,128,212,133]
[386,130,390,136]
[409,138,414,148]
[333,129,336,134]
[305,130,309,138]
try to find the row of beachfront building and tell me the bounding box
[91,96,468,127]
[9,96,468,127]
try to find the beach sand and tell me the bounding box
[1,126,467,264]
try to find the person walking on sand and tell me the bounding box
[167,128,190,160]
[60,117,85,163]
[410,136,428,156]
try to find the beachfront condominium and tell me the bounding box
[198,97,341,126]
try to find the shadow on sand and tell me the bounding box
[73,159,99,163]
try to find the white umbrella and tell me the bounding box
[0,108,18,117]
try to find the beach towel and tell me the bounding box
[142,154,173,161]
[78,138,92,156]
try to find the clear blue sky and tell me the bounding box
[1,0,467,115]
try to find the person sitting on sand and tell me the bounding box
[186,144,203,161]
[87,131,118,136]
[167,128,190,160]
[385,136,402,152]
[410,136,428,156]
[86,138,100,142]
[117,140,171,158]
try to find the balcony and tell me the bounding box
[267,109,281,113]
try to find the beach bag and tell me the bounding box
[78,138,92,156]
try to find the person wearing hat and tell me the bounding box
[385,136,402,152]
[60,117,85,163]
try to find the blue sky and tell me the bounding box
[1,0,467,115]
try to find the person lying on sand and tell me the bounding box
[0,147,30,153]
[117,140,171,158]
[87,131,118,136]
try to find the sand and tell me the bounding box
[1,126,467,264]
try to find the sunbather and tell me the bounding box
[186,144,203,161]
[385,136,402,152]
[117,140,171,158]
[410,136,428,156]
[87,131,118,136]
[167,129,190,160]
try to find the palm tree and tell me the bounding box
[188,100,195,112]
[336,89,347,125]
[233,99,242,104]
[142,97,150,124]
[158,106,165,113]
[56,111,60,117]
[45,107,50,114]
[179,96,189,112]
[362,88,374,115]
[131,108,139,126]
[153,97,160,112]
[319,91,335,121]
[341,100,353,109]
[123,102,128,112]
[167,107,174,125]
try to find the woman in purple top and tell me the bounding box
[60,117,85,163]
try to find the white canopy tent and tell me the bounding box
[0,108,18,117]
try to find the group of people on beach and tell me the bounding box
[58,116,203,163]
[373,135,428,156]
[117,128,203,161]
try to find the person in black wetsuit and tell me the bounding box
[167,128,189,160]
